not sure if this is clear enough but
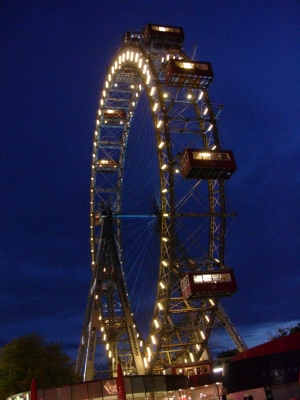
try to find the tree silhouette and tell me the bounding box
[0,334,80,399]
[268,322,300,340]
[217,348,239,359]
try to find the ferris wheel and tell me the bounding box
[76,23,247,380]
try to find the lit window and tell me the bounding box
[182,62,194,69]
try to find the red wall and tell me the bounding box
[234,331,300,361]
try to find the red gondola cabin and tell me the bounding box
[122,31,141,45]
[165,59,214,89]
[181,270,237,299]
[165,361,212,376]
[143,24,184,49]
[180,148,237,180]
[96,159,118,171]
[103,109,126,125]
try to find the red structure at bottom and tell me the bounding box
[223,331,300,399]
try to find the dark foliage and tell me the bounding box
[268,322,300,340]
[0,334,81,399]
[216,348,239,359]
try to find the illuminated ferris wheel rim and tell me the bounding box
[90,43,178,367]
[90,42,176,263]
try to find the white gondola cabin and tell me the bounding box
[165,59,214,88]
[143,23,184,49]
[180,148,237,180]
[181,270,237,299]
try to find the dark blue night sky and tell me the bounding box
[1,0,299,360]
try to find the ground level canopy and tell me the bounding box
[7,374,223,400]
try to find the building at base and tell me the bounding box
[222,331,300,399]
